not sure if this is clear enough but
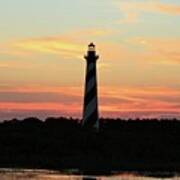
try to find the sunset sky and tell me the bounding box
[0,0,180,120]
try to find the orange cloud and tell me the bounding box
[0,34,132,72]
[0,28,113,59]
[128,37,180,64]
[12,37,84,59]
[117,1,180,23]
[0,61,34,69]
[69,29,114,39]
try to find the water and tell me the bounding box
[0,169,179,180]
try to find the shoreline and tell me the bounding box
[0,167,179,178]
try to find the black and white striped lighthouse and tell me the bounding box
[82,43,99,131]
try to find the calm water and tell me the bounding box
[0,169,179,180]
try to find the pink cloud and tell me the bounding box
[0,85,180,119]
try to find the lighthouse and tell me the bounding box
[82,43,99,131]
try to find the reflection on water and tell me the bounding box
[0,169,179,180]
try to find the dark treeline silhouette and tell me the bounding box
[0,117,180,175]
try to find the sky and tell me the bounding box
[0,0,180,120]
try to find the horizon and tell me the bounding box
[0,0,180,120]
[0,111,180,122]
[1,115,180,123]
